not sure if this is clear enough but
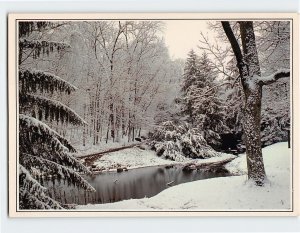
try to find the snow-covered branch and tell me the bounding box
[189,82,232,99]
[20,153,96,192]
[19,70,77,95]
[19,114,76,152]
[198,32,235,80]
[19,114,91,174]
[257,69,290,86]
[19,39,70,52]
[20,94,87,126]
[19,164,63,209]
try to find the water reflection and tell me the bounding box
[45,165,229,205]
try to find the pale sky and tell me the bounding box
[163,20,211,60]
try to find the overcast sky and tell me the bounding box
[163,20,211,60]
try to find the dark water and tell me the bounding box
[44,165,230,205]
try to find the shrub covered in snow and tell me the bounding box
[150,121,219,161]
[261,79,290,147]
[261,113,289,147]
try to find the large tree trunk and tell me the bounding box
[243,89,265,184]
[239,22,266,185]
[222,21,266,185]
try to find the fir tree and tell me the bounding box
[18,22,95,209]
[180,51,229,147]
[180,50,200,124]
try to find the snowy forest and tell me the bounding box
[18,20,291,210]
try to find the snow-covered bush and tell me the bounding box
[150,121,219,161]
[261,79,290,146]
[261,113,289,147]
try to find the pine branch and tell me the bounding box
[19,70,77,95]
[20,153,95,192]
[19,113,76,152]
[19,164,47,193]
[20,93,87,126]
[19,39,70,61]
[19,39,70,50]
[19,22,67,38]
[19,187,60,209]
[19,114,91,174]
[19,165,63,209]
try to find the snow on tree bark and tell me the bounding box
[239,21,266,186]
[222,21,290,186]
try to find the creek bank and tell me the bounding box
[87,147,236,174]
[77,142,290,210]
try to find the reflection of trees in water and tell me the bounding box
[43,166,230,205]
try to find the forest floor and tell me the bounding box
[77,142,291,210]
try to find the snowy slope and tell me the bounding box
[93,147,180,171]
[78,142,291,210]
[92,147,236,172]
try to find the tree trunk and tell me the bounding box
[83,103,86,146]
[222,21,267,185]
[105,120,110,144]
[240,22,266,185]
[109,101,115,141]
[243,88,265,185]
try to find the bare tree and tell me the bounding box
[221,21,290,185]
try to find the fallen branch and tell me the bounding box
[196,157,235,169]
[183,157,236,170]
[78,143,143,166]
[166,180,175,186]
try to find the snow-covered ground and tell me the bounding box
[77,142,291,210]
[75,137,135,156]
[92,146,236,172]
[93,147,179,171]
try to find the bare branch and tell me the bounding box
[189,82,232,99]
[257,69,290,86]
[221,21,243,65]
[198,32,234,80]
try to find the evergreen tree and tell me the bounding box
[180,51,229,147]
[18,22,95,209]
[180,50,200,124]
[192,53,229,147]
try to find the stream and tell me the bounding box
[44,165,230,205]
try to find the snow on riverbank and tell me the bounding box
[92,146,236,172]
[77,142,291,210]
[93,147,179,171]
